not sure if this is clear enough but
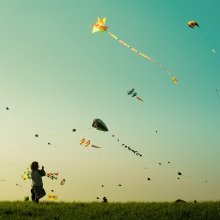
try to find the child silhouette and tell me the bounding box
[30,161,46,203]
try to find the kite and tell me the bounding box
[6,107,9,110]
[85,140,91,147]
[172,77,178,84]
[48,194,58,201]
[127,89,144,102]
[147,178,151,181]
[92,17,177,84]
[80,138,86,145]
[127,88,134,95]
[16,183,22,187]
[178,172,182,176]
[22,168,31,180]
[216,89,220,97]
[91,118,143,157]
[188,20,200,29]
[92,119,108,131]
[72,129,76,132]
[118,184,122,186]
[80,138,101,148]
[46,172,59,180]
[35,134,39,137]
[60,178,66,185]
[211,49,216,54]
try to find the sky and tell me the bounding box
[0,0,220,202]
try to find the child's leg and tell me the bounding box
[31,188,36,201]
[33,186,46,200]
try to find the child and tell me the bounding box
[30,161,46,203]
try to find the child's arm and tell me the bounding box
[38,166,46,176]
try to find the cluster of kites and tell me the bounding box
[91,118,143,157]
[1,16,216,202]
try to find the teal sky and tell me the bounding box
[0,0,220,202]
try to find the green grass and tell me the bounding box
[0,201,220,220]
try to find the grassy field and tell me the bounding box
[0,201,220,219]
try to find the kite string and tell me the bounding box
[107,31,172,76]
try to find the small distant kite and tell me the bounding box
[127,89,144,102]
[6,107,9,110]
[22,168,31,180]
[172,77,178,84]
[92,119,108,131]
[147,178,151,181]
[188,20,200,29]
[16,183,22,187]
[72,129,76,132]
[211,49,216,54]
[46,172,59,180]
[92,17,177,84]
[48,194,58,201]
[118,184,122,186]
[178,172,182,176]
[80,138,101,148]
[60,178,66,185]
[35,134,39,138]
[216,89,220,97]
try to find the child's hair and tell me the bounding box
[31,161,39,171]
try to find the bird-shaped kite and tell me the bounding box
[188,20,200,29]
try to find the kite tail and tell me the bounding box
[107,31,175,81]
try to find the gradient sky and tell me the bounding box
[0,0,220,202]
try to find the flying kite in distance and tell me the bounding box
[92,17,177,84]
[46,172,59,180]
[92,119,108,131]
[6,107,9,110]
[80,138,101,148]
[132,92,137,97]
[127,89,144,102]
[60,179,66,185]
[188,20,200,29]
[216,89,220,97]
[211,49,216,54]
[22,168,31,180]
[48,194,58,201]
[92,118,143,157]
[127,88,135,95]
[172,77,178,84]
